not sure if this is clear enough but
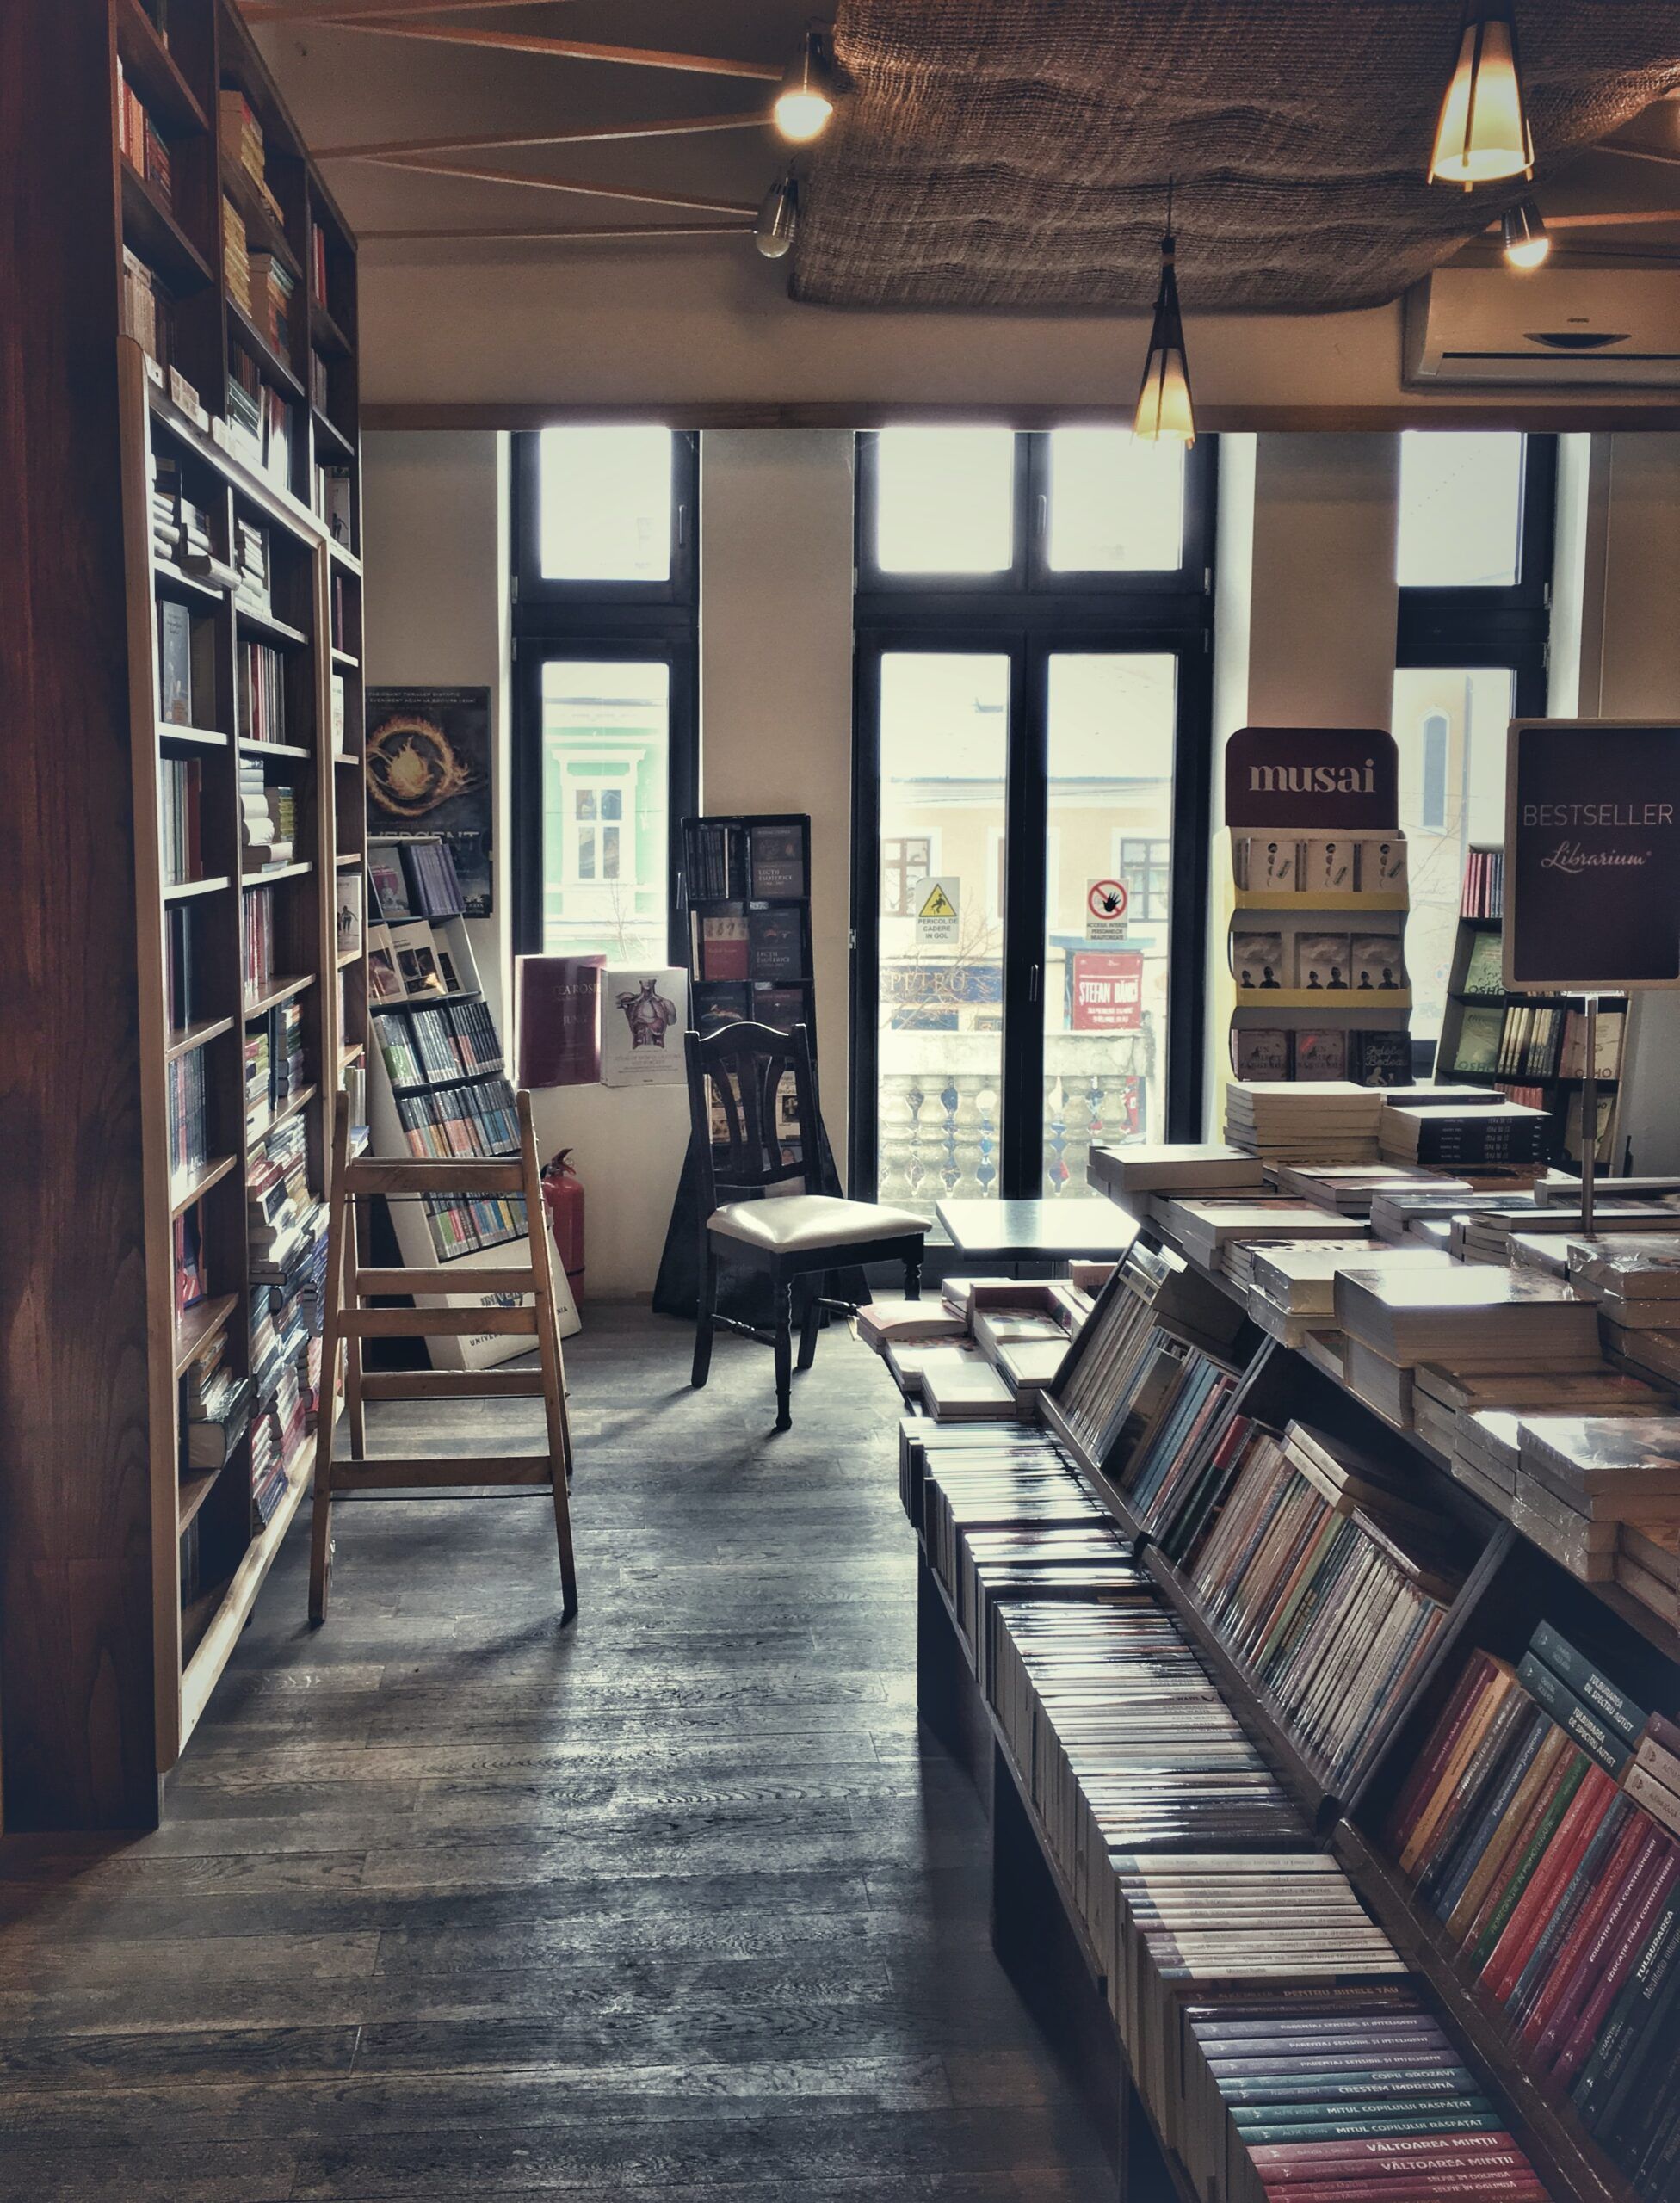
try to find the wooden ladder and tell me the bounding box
[309,1089,578,1626]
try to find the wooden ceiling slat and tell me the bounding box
[361,222,751,240]
[336,19,783,78]
[364,152,757,216]
[241,0,565,22]
[317,114,768,161]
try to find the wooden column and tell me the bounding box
[0,0,160,1827]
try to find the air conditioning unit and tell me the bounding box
[1405,268,1680,386]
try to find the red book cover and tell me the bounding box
[1479,1763,1615,2002]
[1541,1836,1677,2082]
[1455,1734,1575,1955]
[700,911,749,981]
[1263,2180,1546,2203]
[1515,1806,1652,2047]
[516,954,603,1088]
[1388,1651,1497,1857]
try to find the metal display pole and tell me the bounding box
[1580,992,1598,1238]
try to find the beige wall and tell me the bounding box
[699,431,856,1161]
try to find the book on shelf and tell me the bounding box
[249,252,295,362]
[395,1075,519,1162]
[1460,929,1508,998]
[366,842,412,923]
[310,220,329,305]
[238,763,295,870]
[1231,831,1407,894]
[166,1047,207,1193]
[377,997,503,1089]
[157,600,193,725]
[222,194,253,321]
[1224,1081,1386,1163]
[1462,845,1507,920]
[747,821,805,898]
[696,910,748,982]
[1385,1625,1680,2193]
[320,466,354,547]
[244,882,276,1006]
[116,61,172,208]
[158,756,202,885]
[365,923,403,1003]
[335,871,362,960]
[387,918,447,999]
[1379,1102,1551,1169]
[683,818,743,901]
[172,1204,205,1313]
[233,517,270,614]
[747,905,803,980]
[166,903,198,1030]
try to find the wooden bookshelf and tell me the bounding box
[0,0,366,1828]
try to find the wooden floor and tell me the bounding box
[0,1306,1110,2202]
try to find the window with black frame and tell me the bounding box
[510,427,699,966]
[851,427,1216,1213]
[1391,431,1556,1053]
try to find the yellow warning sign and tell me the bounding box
[914,874,961,946]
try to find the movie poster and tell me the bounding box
[364,686,493,916]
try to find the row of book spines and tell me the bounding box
[682,819,807,904]
[116,63,171,206]
[1387,1639,1680,2176]
[395,1077,518,1160]
[1451,1005,1625,1087]
[423,1192,526,1259]
[166,1050,208,1185]
[1232,1028,1411,1085]
[1461,848,1506,921]
[159,756,203,884]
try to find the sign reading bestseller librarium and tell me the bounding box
[1504,719,1680,992]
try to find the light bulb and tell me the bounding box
[775,29,839,145]
[754,169,800,258]
[1501,199,1550,268]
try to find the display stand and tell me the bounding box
[1220,728,1412,1094]
[1438,842,1627,1165]
[366,841,577,1369]
[652,812,856,1320]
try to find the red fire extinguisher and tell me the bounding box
[541,1148,585,1303]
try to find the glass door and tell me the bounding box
[1041,652,1179,1194]
[871,650,1011,1214]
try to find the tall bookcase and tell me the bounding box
[0,0,365,1827]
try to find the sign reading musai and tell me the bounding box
[1225,726,1398,830]
[1505,719,1680,991]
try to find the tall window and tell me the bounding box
[853,428,1215,1210]
[511,429,698,963]
[1393,432,1555,1050]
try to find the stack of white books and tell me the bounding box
[1222,1080,1385,1164]
[1331,1266,1603,1430]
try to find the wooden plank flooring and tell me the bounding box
[0,1306,1109,2201]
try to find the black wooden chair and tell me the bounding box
[684,1021,928,1429]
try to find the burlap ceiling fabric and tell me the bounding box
[789,1,1680,312]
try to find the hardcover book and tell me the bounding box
[1232,932,1284,989]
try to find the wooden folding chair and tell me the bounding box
[308,1089,578,1626]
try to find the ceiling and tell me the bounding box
[797,0,1680,312]
[253,0,1680,330]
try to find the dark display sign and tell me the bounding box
[1225,727,1399,831]
[1505,719,1680,992]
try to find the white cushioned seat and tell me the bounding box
[707,1194,928,1254]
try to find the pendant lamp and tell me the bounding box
[1133,182,1195,447]
[1430,0,1534,188]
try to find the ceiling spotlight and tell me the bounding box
[775,28,840,144]
[1501,198,1550,268]
[1134,184,1195,447]
[1429,0,1534,188]
[754,167,800,258]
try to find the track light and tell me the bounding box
[754,167,800,258]
[1429,0,1534,188]
[1500,198,1549,268]
[1134,184,1195,447]
[774,28,840,144]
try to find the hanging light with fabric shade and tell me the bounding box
[1429,0,1534,188]
[1133,182,1195,447]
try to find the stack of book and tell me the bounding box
[238,762,295,871]
[1566,1235,1680,1396]
[1510,1416,1680,1601]
[120,245,173,376]
[1275,1162,1443,1217]
[897,1412,1072,1528]
[1245,1240,1454,1349]
[1379,1101,1549,1169]
[250,252,295,361]
[1111,1854,1411,2110]
[921,1454,1109,1623]
[1387,1627,1680,2193]
[1177,1983,1549,2203]
[1086,1142,1269,1213]
[233,520,269,614]
[1332,1268,1602,1429]
[179,1328,252,1479]
[1418,1358,1661,1468]
[1224,1081,1386,1165]
[221,194,253,322]
[991,1601,1313,1972]
[1368,1184,1492,1246]
[117,64,172,206]
[375,999,503,1088]
[1163,1200,1363,1287]
[955,1521,1143,1693]
[1184,1419,1466,1792]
